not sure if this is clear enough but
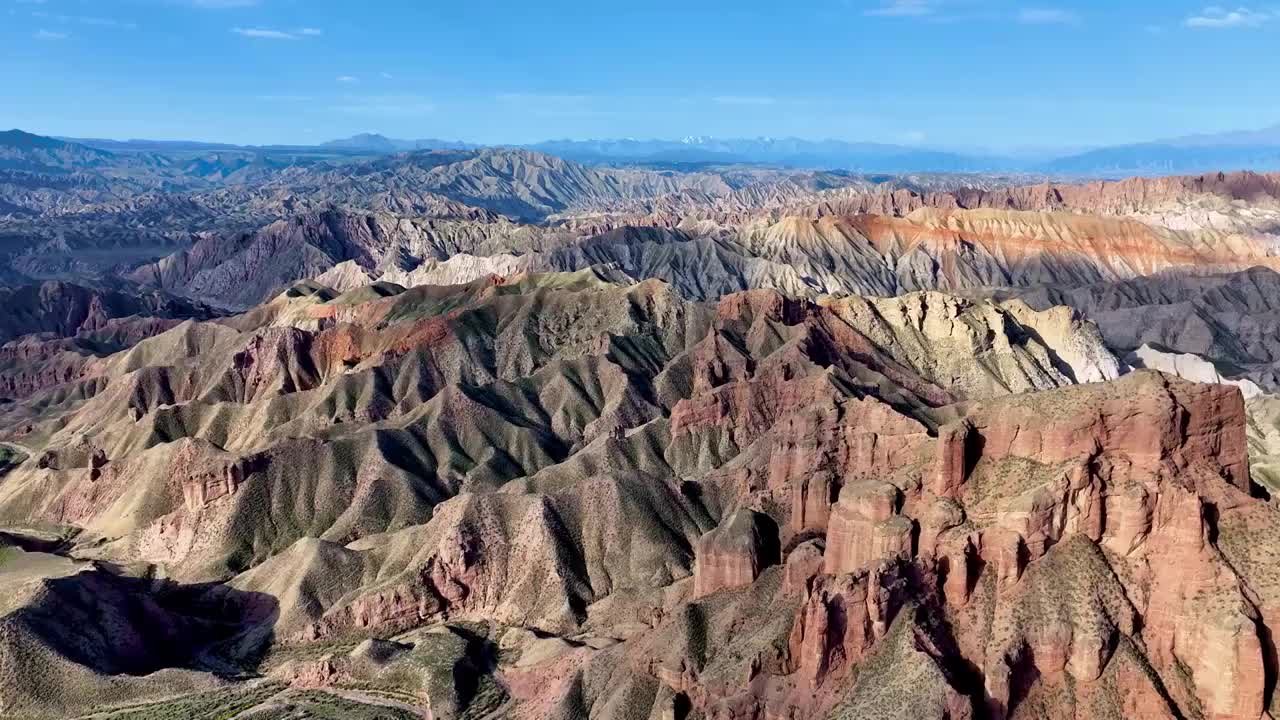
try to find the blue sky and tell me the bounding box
[1,0,1277,150]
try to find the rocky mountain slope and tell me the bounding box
[0,281,213,345]
[1005,266,1280,389]
[3,271,1278,720]
[0,135,888,287]
[7,125,1278,302]
[1043,125,1280,175]
[120,198,1280,311]
[0,130,122,174]
[0,282,217,402]
[9,130,1280,719]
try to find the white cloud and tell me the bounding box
[232,27,323,40]
[1184,6,1274,28]
[712,95,777,106]
[865,0,936,16]
[1018,8,1080,24]
[866,1,1086,24]
[336,75,359,83]
[897,130,928,144]
[32,11,137,30]
[380,71,394,79]
[495,92,593,104]
[189,0,260,7]
[34,29,67,39]
[232,27,298,39]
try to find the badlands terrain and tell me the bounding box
[5,130,1280,719]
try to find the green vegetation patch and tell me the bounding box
[0,444,27,477]
[239,690,422,720]
[94,681,287,720]
[329,282,407,306]
[961,455,1070,516]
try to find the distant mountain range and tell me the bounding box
[521,137,1013,173]
[1,129,118,172]
[1043,144,1280,175]
[305,126,1280,175]
[1041,125,1280,175]
[320,133,478,153]
[312,127,1280,176]
[25,122,1280,176]
[1158,125,1280,147]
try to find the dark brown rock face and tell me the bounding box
[0,282,211,346]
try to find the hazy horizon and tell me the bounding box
[5,124,1272,163]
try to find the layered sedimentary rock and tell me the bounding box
[14,126,1280,720]
[0,281,213,345]
[933,370,1249,497]
[1009,266,1280,392]
[823,481,912,575]
[90,169,1280,310]
[692,509,780,597]
[929,372,1259,720]
[0,273,1275,720]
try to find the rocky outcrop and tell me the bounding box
[827,292,1124,397]
[693,509,780,598]
[178,448,262,511]
[1140,486,1265,720]
[0,282,212,346]
[714,289,810,328]
[1127,343,1263,398]
[670,370,838,447]
[934,370,1249,498]
[787,563,911,689]
[824,481,913,575]
[294,493,593,640]
[218,327,321,402]
[782,395,931,535]
[923,372,1260,720]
